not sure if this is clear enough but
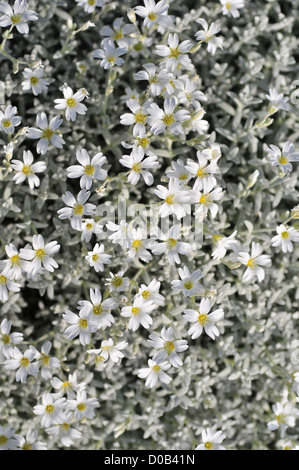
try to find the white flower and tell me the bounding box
[0,105,21,134]
[134,0,170,29]
[171,266,203,297]
[86,349,108,371]
[106,219,132,250]
[185,151,219,192]
[121,296,155,331]
[21,66,48,96]
[67,390,99,420]
[0,0,38,34]
[267,402,298,438]
[1,243,29,279]
[266,88,291,113]
[62,309,98,346]
[18,429,47,451]
[174,76,207,110]
[150,224,192,265]
[33,393,66,428]
[85,243,111,272]
[202,143,222,162]
[105,270,130,293]
[20,234,60,278]
[54,84,87,121]
[267,141,299,174]
[154,178,191,219]
[238,242,271,283]
[134,63,173,97]
[271,225,299,253]
[135,279,165,306]
[51,372,86,399]
[189,180,224,220]
[78,288,117,330]
[220,0,245,18]
[183,297,224,340]
[120,98,152,138]
[0,318,23,362]
[195,18,223,55]
[0,425,20,450]
[45,412,82,448]
[67,148,107,190]
[126,227,153,262]
[80,218,103,242]
[211,230,239,260]
[148,96,190,136]
[4,346,38,383]
[195,428,226,450]
[0,270,21,302]
[120,146,158,186]
[188,106,209,134]
[98,338,128,363]
[155,32,193,71]
[93,38,128,69]
[165,159,192,183]
[57,189,96,231]
[148,326,188,367]
[137,359,172,388]
[11,150,46,189]
[35,341,60,380]
[100,17,135,47]
[75,0,104,14]
[27,112,65,155]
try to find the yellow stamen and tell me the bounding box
[165,341,175,354]
[20,357,30,367]
[79,318,88,329]
[41,128,54,140]
[2,119,12,128]
[204,441,213,450]
[30,76,39,85]
[66,98,76,107]
[73,203,84,215]
[22,165,32,176]
[198,313,208,326]
[131,307,140,315]
[77,403,86,411]
[45,404,54,414]
[92,304,103,316]
[35,248,46,259]
[84,165,95,175]
[162,113,175,126]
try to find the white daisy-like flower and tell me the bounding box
[267,141,299,174]
[148,96,190,136]
[33,393,66,428]
[120,146,159,186]
[135,279,165,306]
[105,270,130,293]
[20,234,60,278]
[134,0,170,29]
[0,425,20,450]
[85,243,111,272]
[1,242,29,280]
[120,98,152,138]
[0,318,23,362]
[195,428,226,450]
[183,297,224,340]
[100,17,135,47]
[150,224,192,265]
[67,148,107,190]
[266,88,291,114]
[86,348,108,371]
[11,150,46,189]
[62,309,98,346]
[165,159,192,183]
[0,105,21,134]
[121,296,155,331]
[267,402,298,438]
[21,66,48,96]
[190,179,224,220]
[78,288,117,330]
[93,38,128,69]
[202,143,222,162]
[171,266,203,297]
[134,63,173,97]
[220,0,245,18]
[0,270,21,302]
[271,224,299,253]
[50,372,86,399]
[0,0,38,34]
[18,429,47,451]
[4,346,38,383]
[126,227,153,262]
[57,189,96,231]
[27,112,65,155]
[237,241,271,283]
[155,32,193,72]
[148,326,188,367]
[35,341,60,380]
[154,177,191,219]
[75,0,104,14]
[174,76,207,110]
[211,230,239,260]
[54,84,87,121]
[185,151,219,192]
[80,218,103,243]
[98,338,128,363]
[67,390,99,421]
[45,412,82,448]
[137,359,172,388]
[106,219,132,250]
[195,18,223,55]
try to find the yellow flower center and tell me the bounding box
[20,356,30,367]
[85,223,93,230]
[88,0,95,4]
[199,194,211,205]
[198,313,208,326]
[276,414,286,424]
[11,14,21,24]
[131,307,140,315]
[135,111,147,124]
[92,253,99,262]
[1,334,10,345]
[73,203,84,215]
[79,318,88,329]
[45,404,54,414]
[30,76,39,85]
[92,304,103,316]
[10,254,20,265]
[41,128,54,140]
[112,276,123,287]
[165,341,175,354]
[77,403,86,411]
[62,422,70,431]
[137,137,150,148]
[0,275,7,284]
[281,231,290,239]
[66,98,76,107]
[225,2,231,9]
[153,365,161,372]
[2,119,12,128]
[204,441,213,450]
[35,248,46,259]
[179,173,188,180]
[167,237,177,248]
[246,257,256,268]
[169,47,180,59]
[132,162,142,173]
[84,164,95,175]
[22,443,33,450]
[132,240,142,249]
[134,42,143,51]
[278,155,288,164]
[165,194,174,204]
[107,56,116,63]
[196,167,208,178]
[113,30,123,41]
[40,353,50,366]
[162,113,175,126]
[0,435,8,446]
[142,290,150,299]
[184,281,193,290]
[148,12,157,20]
[22,165,33,176]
